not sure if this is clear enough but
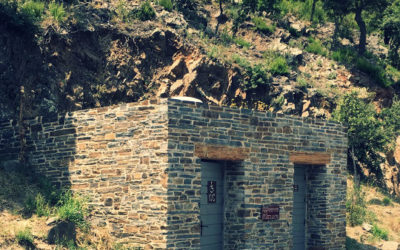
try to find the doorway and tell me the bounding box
[200,160,224,250]
[292,165,307,250]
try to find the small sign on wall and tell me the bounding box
[207,181,216,203]
[261,205,280,221]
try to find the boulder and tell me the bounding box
[47,221,76,245]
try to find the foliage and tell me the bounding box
[331,47,357,64]
[158,0,173,11]
[34,193,51,217]
[48,1,66,23]
[219,27,233,46]
[383,0,400,68]
[269,56,289,75]
[371,224,389,240]
[346,184,367,226]
[133,1,156,21]
[380,98,400,143]
[20,0,45,21]
[252,16,275,35]
[57,190,89,229]
[355,57,388,86]
[234,37,251,49]
[279,0,326,23]
[382,196,392,206]
[305,37,327,56]
[16,227,34,246]
[333,92,387,177]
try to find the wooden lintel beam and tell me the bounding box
[289,152,331,165]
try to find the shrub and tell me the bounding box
[371,224,389,240]
[356,57,388,86]
[346,185,366,226]
[16,227,34,247]
[305,37,327,56]
[48,1,66,23]
[234,37,251,49]
[219,28,233,46]
[331,47,357,64]
[35,193,51,217]
[382,197,392,206]
[252,17,275,35]
[242,64,271,91]
[269,56,289,75]
[57,191,88,229]
[158,0,173,11]
[20,0,45,21]
[134,1,156,21]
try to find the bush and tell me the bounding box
[346,185,367,226]
[305,37,327,56]
[158,0,173,11]
[35,193,51,217]
[252,17,275,35]
[356,57,388,86]
[48,1,66,23]
[57,191,88,229]
[371,224,389,240]
[234,37,251,49]
[269,56,289,75]
[20,0,45,21]
[134,1,156,21]
[242,64,271,91]
[16,227,34,247]
[382,197,392,206]
[331,47,357,64]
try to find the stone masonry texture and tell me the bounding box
[0,98,348,249]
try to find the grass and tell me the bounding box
[305,37,327,56]
[356,57,388,86]
[48,1,66,23]
[16,227,34,247]
[158,0,173,11]
[252,16,275,35]
[371,224,389,240]
[269,56,289,75]
[57,191,88,229]
[331,47,357,64]
[234,37,251,49]
[382,197,392,206]
[20,0,45,21]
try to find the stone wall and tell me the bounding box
[0,99,170,249]
[0,98,348,249]
[166,99,347,249]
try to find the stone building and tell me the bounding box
[0,98,348,249]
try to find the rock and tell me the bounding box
[362,223,372,232]
[47,221,76,245]
[46,216,59,226]
[380,241,399,250]
[302,100,311,113]
[394,136,400,164]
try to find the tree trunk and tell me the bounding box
[310,0,317,22]
[219,0,223,16]
[354,7,366,55]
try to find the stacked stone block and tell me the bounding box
[0,98,348,249]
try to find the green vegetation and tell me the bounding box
[20,0,45,21]
[382,196,392,206]
[16,227,34,247]
[252,16,275,35]
[48,1,66,23]
[331,47,357,64]
[133,1,156,21]
[158,0,173,11]
[269,56,289,75]
[371,224,389,240]
[233,37,251,49]
[356,57,388,86]
[346,184,367,226]
[305,37,327,56]
[57,191,88,229]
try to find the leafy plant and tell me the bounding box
[133,1,156,21]
[234,37,251,49]
[331,47,357,64]
[35,193,51,217]
[269,56,289,75]
[346,185,367,226]
[57,191,88,229]
[48,1,66,23]
[20,0,45,21]
[382,196,392,206]
[371,224,389,240]
[305,37,327,56]
[16,227,34,247]
[252,16,275,35]
[158,0,173,11]
[356,57,388,86]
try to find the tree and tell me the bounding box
[324,0,388,55]
[333,92,388,184]
[383,0,400,68]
